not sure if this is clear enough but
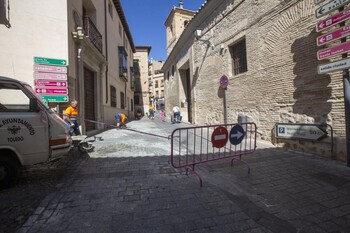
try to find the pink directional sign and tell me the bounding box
[316,9,350,32]
[34,72,67,80]
[34,64,67,74]
[34,80,67,87]
[317,25,350,46]
[317,41,350,60]
[35,88,68,94]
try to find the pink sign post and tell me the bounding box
[317,25,350,46]
[316,9,350,32]
[317,41,350,60]
[34,80,67,87]
[34,65,67,74]
[34,73,67,80]
[35,88,68,94]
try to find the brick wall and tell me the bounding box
[192,0,346,160]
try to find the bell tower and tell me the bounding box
[164,1,195,56]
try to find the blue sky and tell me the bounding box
[120,0,205,61]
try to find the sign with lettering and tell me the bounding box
[34,65,67,74]
[318,58,350,74]
[317,41,350,60]
[316,9,350,32]
[35,88,68,94]
[34,57,67,66]
[276,124,327,140]
[317,25,350,46]
[34,80,67,87]
[41,95,68,102]
[315,0,350,18]
[34,73,67,80]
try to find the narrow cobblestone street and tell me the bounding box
[2,117,350,233]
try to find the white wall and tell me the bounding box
[0,0,68,86]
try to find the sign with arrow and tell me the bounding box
[229,125,245,145]
[34,57,67,66]
[317,25,350,46]
[35,88,68,94]
[34,80,67,87]
[34,64,67,74]
[276,124,327,141]
[315,0,350,18]
[41,95,69,102]
[316,9,350,32]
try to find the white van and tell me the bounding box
[0,76,72,189]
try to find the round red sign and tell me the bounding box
[211,126,228,148]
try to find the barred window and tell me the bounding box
[230,39,247,75]
[110,85,116,107]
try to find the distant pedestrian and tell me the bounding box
[172,105,181,123]
[149,104,154,120]
[64,100,81,136]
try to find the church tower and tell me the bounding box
[164,0,196,56]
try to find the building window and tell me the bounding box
[120,92,125,109]
[172,65,175,76]
[108,2,113,18]
[184,20,189,27]
[230,38,248,75]
[161,90,164,97]
[0,0,11,28]
[161,79,164,87]
[155,91,159,98]
[110,85,117,107]
[134,95,140,105]
[167,71,170,80]
[119,47,128,78]
[131,99,134,111]
[155,80,158,88]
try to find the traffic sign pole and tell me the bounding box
[338,6,350,167]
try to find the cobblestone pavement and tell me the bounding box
[0,149,87,233]
[6,117,350,232]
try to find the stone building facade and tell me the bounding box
[134,46,152,115]
[162,0,347,160]
[0,0,136,134]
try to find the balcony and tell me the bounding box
[83,16,103,53]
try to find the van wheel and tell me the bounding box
[0,157,20,190]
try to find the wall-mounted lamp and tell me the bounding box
[72,27,84,40]
[194,27,214,48]
[195,28,202,40]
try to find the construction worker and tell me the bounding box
[115,113,128,128]
[64,100,81,135]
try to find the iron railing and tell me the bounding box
[83,16,103,53]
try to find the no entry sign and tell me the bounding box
[211,126,228,148]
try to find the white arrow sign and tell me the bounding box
[276,124,327,140]
[230,131,244,139]
[316,0,350,18]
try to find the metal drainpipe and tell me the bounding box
[104,0,109,103]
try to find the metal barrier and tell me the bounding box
[170,122,257,186]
